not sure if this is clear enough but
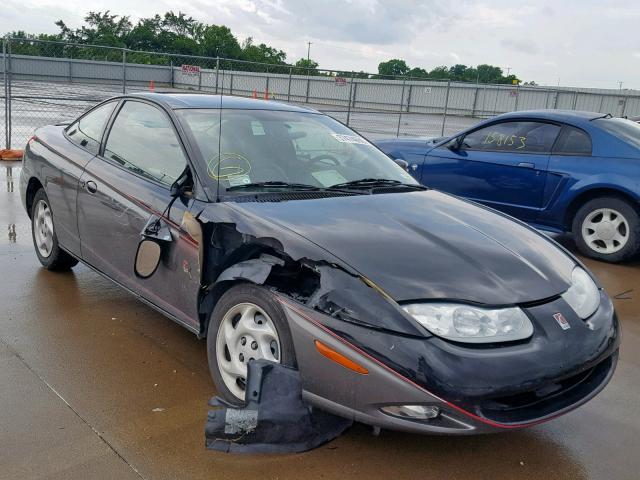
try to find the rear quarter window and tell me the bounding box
[66,101,117,155]
[553,126,592,155]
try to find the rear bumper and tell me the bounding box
[279,296,619,435]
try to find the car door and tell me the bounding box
[537,125,594,227]
[421,120,561,221]
[77,99,201,331]
[41,101,117,257]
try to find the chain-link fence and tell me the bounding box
[3,36,640,150]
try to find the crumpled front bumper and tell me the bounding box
[277,292,619,435]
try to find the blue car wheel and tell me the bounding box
[572,196,640,262]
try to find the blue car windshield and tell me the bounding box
[176,108,416,191]
[594,117,640,149]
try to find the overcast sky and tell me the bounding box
[3,0,639,89]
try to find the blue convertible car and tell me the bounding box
[376,110,640,263]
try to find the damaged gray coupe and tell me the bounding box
[20,93,619,435]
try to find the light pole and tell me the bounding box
[306,41,312,76]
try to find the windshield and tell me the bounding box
[176,108,416,192]
[594,117,640,149]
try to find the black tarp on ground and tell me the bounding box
[205,360,353,453]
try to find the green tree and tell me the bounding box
[428,66,449,80]
[201,25,242,58]
[295,58,319,70]
[240,37,287,71]
[475,64,503,83]
[407,67,429,79]
[378,59,410,77]
[294,58,319,75]
[448,64,468,81]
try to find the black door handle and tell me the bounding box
[85,180,98,193]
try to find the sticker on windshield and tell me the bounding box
[311,169,348,187]
[331,133,370,145]
[227,174,252,187]
[251,121,266,136]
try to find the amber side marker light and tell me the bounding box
[314,340,368,375]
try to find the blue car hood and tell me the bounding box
[231,190,574,305]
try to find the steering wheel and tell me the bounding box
[307,154,340,167]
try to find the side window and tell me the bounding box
[66,101,117,155]
[553,126,592,155]
[104,101,187,186]
[461,121,561,153]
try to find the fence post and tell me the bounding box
[471,82,479,117]
[346,72,355,127]
[215,57,220,94]
[406,83,412,112]
[170,60,174,88]
[121,49,127,94]
[198,68,202,91]
[305,76,311,103]
[621,94,628,117]
[441,80,451,136]
[5,37,12,149]
[265,66,270,99]
[514,83,520,111]
[352,81,358,109]
[287,66,293,102]
[3,37,8,149]
[68,52,73,84]
[396,78,406,137]
[230,73,234,96]
[481,82,487,116]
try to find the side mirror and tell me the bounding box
[392,158,409,172]
[447,137,462,151]
[134,239,162,278]
[170,169,193,198]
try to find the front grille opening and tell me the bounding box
[477,354,614,424]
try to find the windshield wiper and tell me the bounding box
[329,178,426,190]
[226,181,324,191]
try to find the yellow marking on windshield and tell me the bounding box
[207,153,252,180]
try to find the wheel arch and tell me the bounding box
[564,187,640,232]
[197,243,312,338]
[25,177,44,218]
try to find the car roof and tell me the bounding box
[123,92,321,113]
[493,109,605,124]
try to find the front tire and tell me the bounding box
[30,189,78,271]
[572,196,640,263]
[206,284,296,405]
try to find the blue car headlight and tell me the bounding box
[561,267,600,319]
[402,303,533,343]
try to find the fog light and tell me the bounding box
[380,404,440,420]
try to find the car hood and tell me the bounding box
[229,190,575,304]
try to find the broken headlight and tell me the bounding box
[402,303,533,343]
[561,267,599,319]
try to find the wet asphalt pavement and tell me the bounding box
[0,163,638,480]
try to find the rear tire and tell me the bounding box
[572,196,640,263]
[206,284,296,406]
[30,189,78,271]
